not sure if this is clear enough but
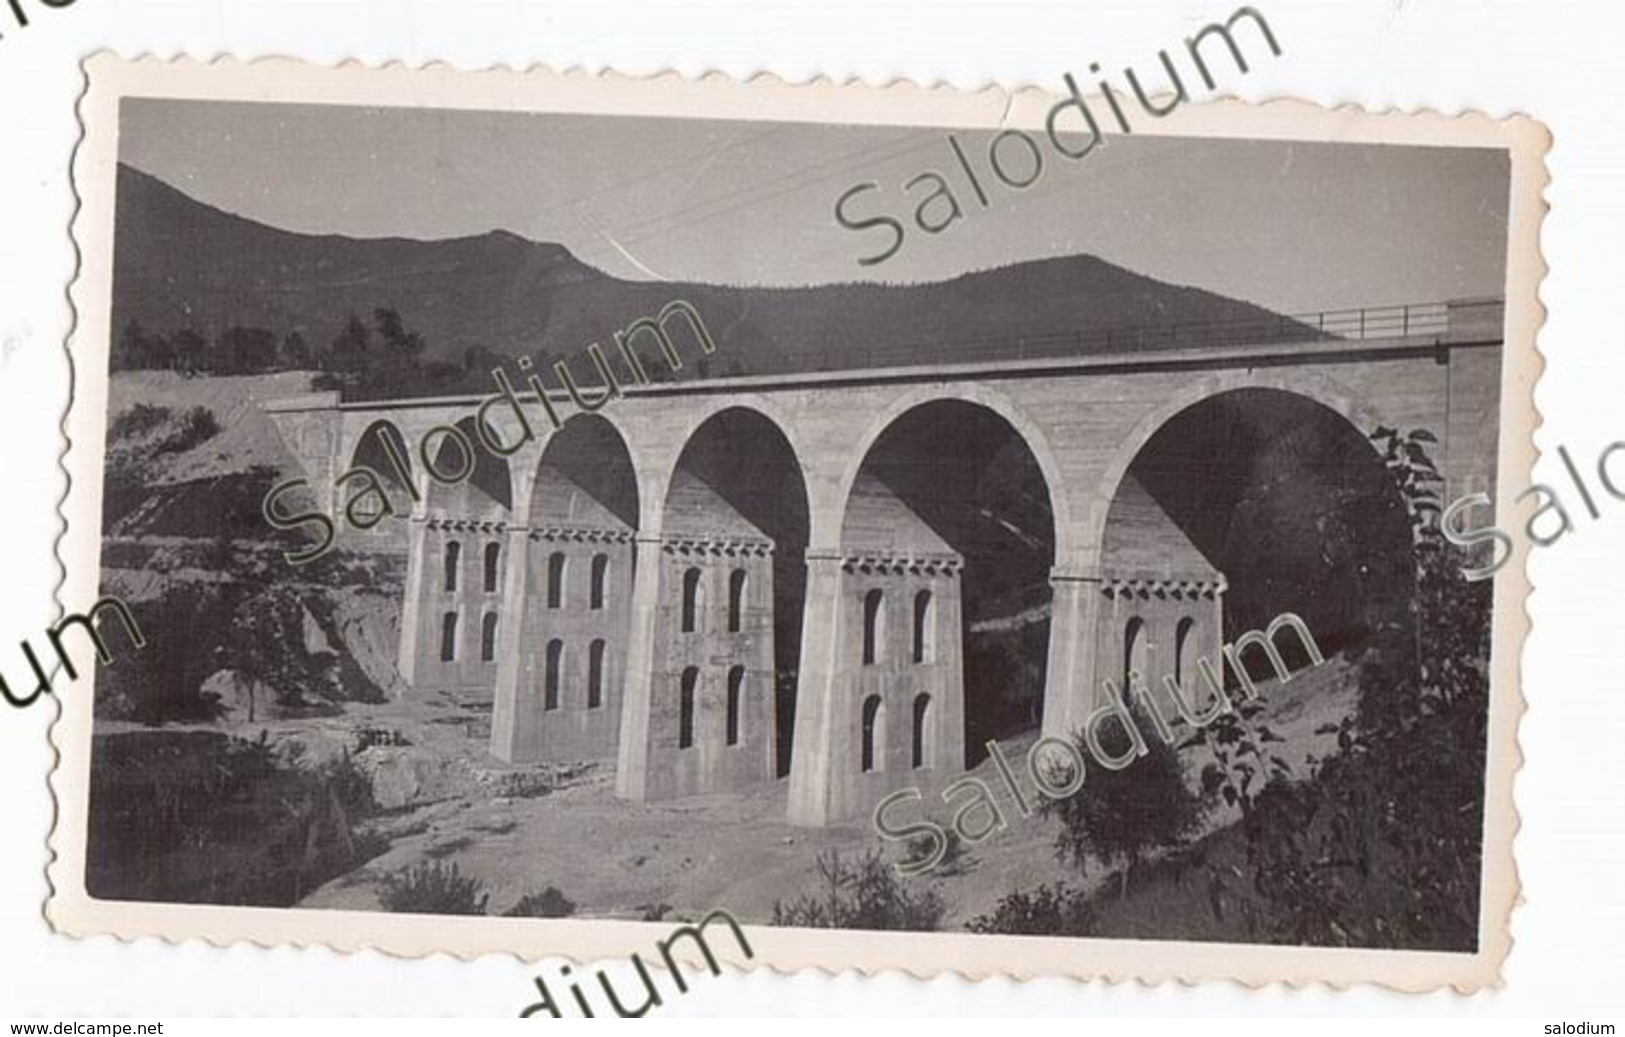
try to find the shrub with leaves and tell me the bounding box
[378,861,489,916]
[154,406,223,456]
[109,403,174,440]
[1042,708,1209,900]
[1181,699,1291,823]
[86,730,383,907]
[967,883,1096,936]
[504,887,576,918]
[903,826,970,877]
[771,849,945,931]
[1188,426,1491,950]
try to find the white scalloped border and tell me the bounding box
[46,51,1548,997]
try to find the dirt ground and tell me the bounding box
[296,655,1362,928]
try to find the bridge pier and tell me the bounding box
[786,553,848,827]
[1041,567,1104,741]
[395,514,430,692]
[489,524,539,763]
[787,548,966,828]
[614,537,667,801]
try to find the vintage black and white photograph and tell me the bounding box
[49,55,1540,990]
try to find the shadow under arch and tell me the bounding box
[516,413,642,762]
[664,405,811,778]
[529,413,640,531]
[635,393,812,541]
[840,397,1058,768]
[423,415,513,520]
[835,383,1073,557]
[1099,385,1415,674]
[349,419,414,499]
[1090,369,1397,573]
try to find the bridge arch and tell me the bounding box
[422,414,513,520]
[658,405,811,784]
[528,414,640,532]
[347,419,414,499]
[1090,375,1416,719]
[832,394,1058,787]
[834,383,1073,558]
[1088,368,1398,572]
[630,397,810,540]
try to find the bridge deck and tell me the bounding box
[261,297,1503,415]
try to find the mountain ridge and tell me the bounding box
[111,164,1303,382]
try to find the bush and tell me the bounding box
[1184,427,1493,950]
[109,403,173,439]
[85,730,384,907]
[504,887,577,918]
[378,861,489,916]
[968,883,1096,936]
[904,827,970,877]
[1042,706,1209,900]
[154,406,222,456]
[771,849,945,931]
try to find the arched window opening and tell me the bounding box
[1124,616,1146,693]
[588,639,606,709]
[679,667,699,749]
[727,569,747,633]
[484,542,501,593]
[547,552,567,609]
[1175,616,1196,688]
[439,611,458,662]
[480,613,498,662]
[681,567,704,634]
[590,554,609,611]
[726,666,745,746]
[544,639,563,711]
[443,541,461,593]
[860,694,884,773]
[862,589,885,665]
[912,693,931,769]
[912,590,934,664]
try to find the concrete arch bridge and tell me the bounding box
[265,298,1503,826]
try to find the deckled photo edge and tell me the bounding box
[45,52,1547,993]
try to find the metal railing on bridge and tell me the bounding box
[821,300,1455,372]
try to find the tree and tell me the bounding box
[374,307,425,363]
[370,308,425,393]
[459,344,510,391]
[171,329,206,375]
[114,320,154,371]
[218,326,279,374]
[1187,427,1492,950]
[417,360,462,389]
[1042,705,1209,900]
[281,330,313,369]
[328,314,372,375]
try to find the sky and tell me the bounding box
[119,97,1512,316]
